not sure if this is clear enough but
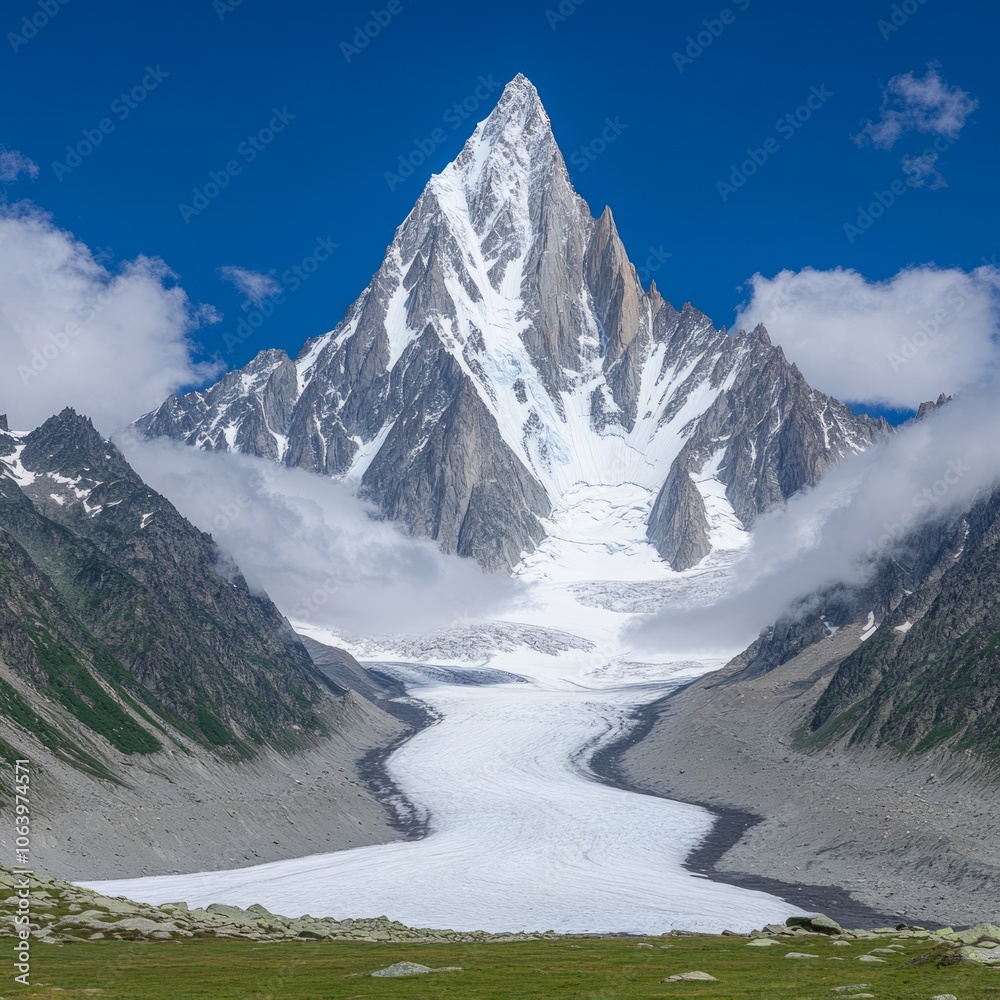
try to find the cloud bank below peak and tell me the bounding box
[735,264,1000,409]
[119,437,521,637]
[632,377,1000,656]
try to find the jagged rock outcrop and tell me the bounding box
[646,328,889,569]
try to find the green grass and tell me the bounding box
[15,935,1000,999]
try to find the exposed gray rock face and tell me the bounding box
[647,463,711,569]
[359,342,551,569]
[646,327,889,569]
[134,75,888,572]
[810,483,1000,757]
[584,207,649,431]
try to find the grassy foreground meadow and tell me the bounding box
[10,935,999,999]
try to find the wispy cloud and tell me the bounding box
[901,150,946,189]
[0,148,39,183]
[854,65,977,149]
[736,264,1000,409]
[218,265,282,307]
[119,439,521,636]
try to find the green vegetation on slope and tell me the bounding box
[0,409,344,778]
[809,487,1000,761]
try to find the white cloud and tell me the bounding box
[0,148,39,183]
[735,265,1000,408]
[901,150,946,189]
[118,437,521,636]
[0,203,223,436]
[218,265,282,307]
[632,381,1000,655]
[854,65,977,149]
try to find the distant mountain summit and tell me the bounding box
[136,74,888,571]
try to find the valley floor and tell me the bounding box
[22,934,1000,1000]
[3,691,408,881]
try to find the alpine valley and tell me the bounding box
[2,75,997,938]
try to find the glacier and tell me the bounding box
[85,481,804,934]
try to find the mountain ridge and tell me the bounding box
[0,407,351,766]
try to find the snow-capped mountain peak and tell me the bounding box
[135,75,889,572]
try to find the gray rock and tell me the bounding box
[205,904,247,919]
[370,962,460,977]
[957,945,1000,964]
[661,971,718,982]
[787,913,844,935]
[104,917,177,935]
[955,922,1000,945]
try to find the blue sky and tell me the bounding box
[2,0,996,402]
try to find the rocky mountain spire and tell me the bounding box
[134,75,889,572]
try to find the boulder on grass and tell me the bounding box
[786,914,844,935]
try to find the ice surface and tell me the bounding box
[86,662,798,934]
[87,481,804,935]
